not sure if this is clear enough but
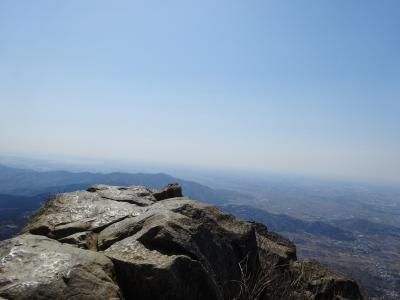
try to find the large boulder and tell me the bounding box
[21,189,146,241]
[289,259,363,300]
[0,234,121,300]
[102,199,259,299]
[0,183,364,300]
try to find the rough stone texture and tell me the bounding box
[253,221,297,267]
[58,231,97,250]
[102,199,258,299]
[88,184,156,206]
[0,234,121,300]
[0,183,364,300]
[21,189,146,240]
[289,259,363,300]
[152,182,183,200]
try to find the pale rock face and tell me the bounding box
[0,234,121,300]
[0,183,363,300]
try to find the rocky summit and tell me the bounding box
[0,183,363,300]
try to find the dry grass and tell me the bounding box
[232,235,353,300]
[232,254,269,300]
[232,252,314,300]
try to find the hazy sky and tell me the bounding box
[0,1,399,183]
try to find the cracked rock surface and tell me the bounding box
[0,234,121,300]
[0,183,363,300]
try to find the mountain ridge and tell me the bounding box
[0,183,363,300]
[0,164,248,204]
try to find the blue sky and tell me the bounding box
[0,1,399,182]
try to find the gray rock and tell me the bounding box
[58,231,97,250]
[97,212,155,250]
[102,198,259,299]
[252,222,297,268]
[152,182,182,200]
[106,237,222,300]
[21,190,145,239]
[88,184,156,206]
[0,234,121,300]
[289,259,363,300]
[0,183,364,300]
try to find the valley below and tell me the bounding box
[0,164,399,299]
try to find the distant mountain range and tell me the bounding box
[0,164,249,240]
[1,163,400,298]
[1,164,354,242]
[0,164,249,203]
